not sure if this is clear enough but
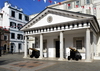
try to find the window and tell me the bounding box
[75,1,80,8]
[11,10,15,17]
[17,24,22,29]
[4,35,7,40]
[10,22,16,28]
[11,33,15,39]
[17,34,23,40]
[86,0,90,4]
[73,37,84,49]
[19,13,22,20]
[67,3,72,9]
[76,40,82,49]
[25,15,29,21]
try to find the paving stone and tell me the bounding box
[1,54,100,71]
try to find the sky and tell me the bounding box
[0,0,65,15]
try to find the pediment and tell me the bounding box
[21,7,98,31]
[29,13,77,28]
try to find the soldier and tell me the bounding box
[11,48,13,54]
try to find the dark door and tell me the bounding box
[4,45,6,50]
[3,45,6,54]
[11,44,14,54]
[55,41,60,58]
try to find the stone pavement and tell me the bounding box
[0,54,56,71]
[0,54,100,71]
[0,60,55,71]
[38,60,100,71]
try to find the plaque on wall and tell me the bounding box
[47,16,53,23]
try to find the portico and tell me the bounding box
[21,7,100,61]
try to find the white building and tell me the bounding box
[0,2,29,53]
[21,0,100,62]
[29,13,38,21]
[0,13,3,26]
[48,0,100,24]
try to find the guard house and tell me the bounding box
[21,7,100,62]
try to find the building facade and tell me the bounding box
[21,7,100,62]
[0,27,10,56]
[0,2,29,53]
[21,0,100,62]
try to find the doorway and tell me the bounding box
[55,41,60,58]
[3,45,6,54]
[11,43,15,54]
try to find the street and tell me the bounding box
[0,54,100,71]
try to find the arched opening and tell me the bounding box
[10,43,15,54]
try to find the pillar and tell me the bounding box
[23,36,28,58]
[85,28,91,62]
[39,34,43,59]
[59,31,64,60]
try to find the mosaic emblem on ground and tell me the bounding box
[0,60,56,71]
[11,61,45,69]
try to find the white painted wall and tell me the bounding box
[46,36,57,58]
[1,2,28,53]
[30,13,76,28]
[2,5,10,28]
[0,15,2,26]
[29,13,38,20]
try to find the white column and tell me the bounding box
[23,36,28,58]
[39,34,43,59]
[59,31,64,60]
[85,28,91,62]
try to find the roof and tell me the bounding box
[9,6,23,13]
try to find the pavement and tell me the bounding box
[0,53,56,71]
[0,53,100,71]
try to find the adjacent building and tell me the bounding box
[0,27,10,55]
[0,11,10,56]
[0,2,29,53]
